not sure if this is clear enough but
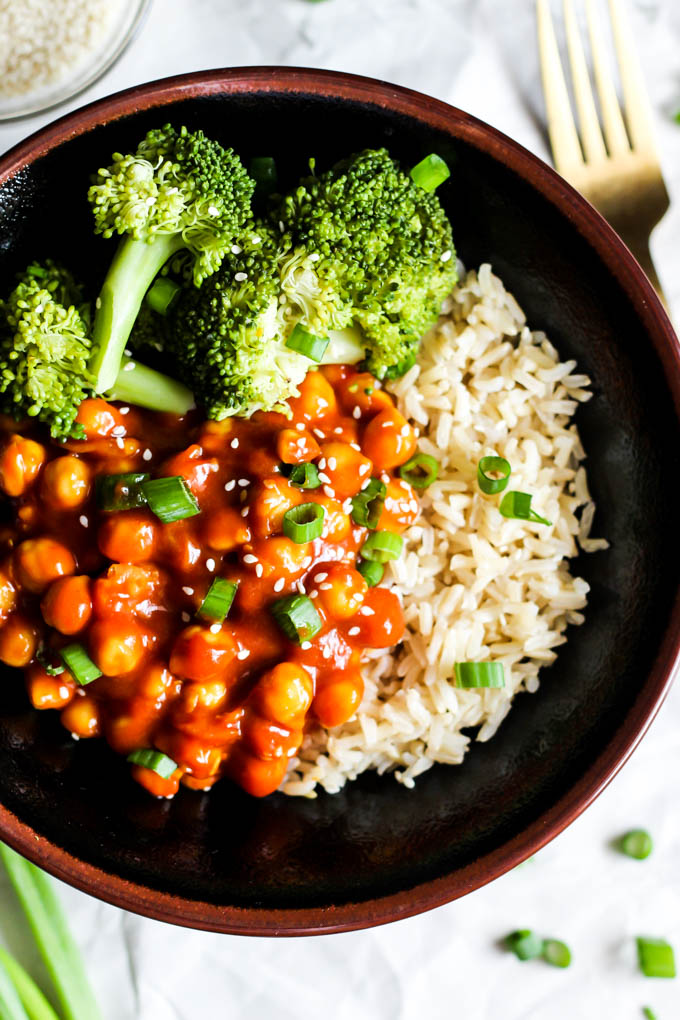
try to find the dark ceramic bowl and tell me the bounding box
[0,68,679,936]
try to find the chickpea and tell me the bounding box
[25,664,76,710]
[276,428,321,464]
[0,568,17,625]
[0,615,38,667]
[74,398,125,439]
[288,370,338,423]
[0,435,47,497]
[41,456,91,509]
[248,477,302,539]
[198,419,234,455]
[243,714,301,761]
[316,564,367,621]
[246,536,311,582]
[41,575,92,635]
[159,520,202,573]
[229,749,288,798]
[14,537,76,594]
[92,563,162,617]
[306,493,351,543]
[362,408,417,472]
[136,661,177,702]
[169,625,237,681]
[251,662,313,727]
[201,506,250,551]
[334,372,392,419]
[98,510,157,563]
[180,679,228,712]
[160,445,218,495]
[313,669,364,728]
[156,731,221,779]
[89,617,149,676]
[353,587,405,647]
[319,442,373,499]
[105,705,159,754]
[61,692,101,738]
[131,764,180,798]
[375,478,420,533]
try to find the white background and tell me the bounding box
[1,1,680,1018]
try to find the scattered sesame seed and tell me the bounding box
[234,271,248,282]
[319,583,333,591]
[243,554,257,564]
[323,486,335,498]
[318,472,331,484]
[115,438,125,449]
[255,563,263,578]
[302,556,313,568]
[241,507,249,518]
[252,235,261,245]
[350,442,361,452]
[123,361,135,372]
[381,473,390,483]
[111,425,125,437]
[279,220,285,233]
[318,458,327,470]
[274,578,285,592]
[124,348,132,357]
[313,428,325,439]
[309,253,320,262]
[342,499,353,514]
[181,612,190,623]
[400,425,411,437]
[300,641,312,650]
[224,479,236,491]
[322,646,332,659]
[209,623,221,634]
[79,515,88,527]
[334,426,343,435]
[314,572,328,582]
[206,558,216,571]
[296,422,306,431]
[358,463,370,475]
[71,733,80,741]
[352,406,361,419]
[296,581,306,594]
[360,606,375,616]
[142,449,152,461]
[327,457,337,470]
[95,297,101,310]
[237,478,250,487]
[237,648,250,660]
[231,244,242,254]
[348,626,360,636]
[309,589,319,599]
[208,205,219,217]
[441,249,452,262]
[119,406,130,415]
[230,438,239,449]
[182,586,194,596]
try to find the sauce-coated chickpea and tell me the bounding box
[136,661,178,702]
[14,537,76,593]
[0,568,17,624]
[131,764,180,798]
[98,510,157,563]
[228,749,288,798]
[105,705,159,754]
[288,370,338,423]
[61,693,100,738]
[251,662,313,726]
[41,575,92,635]
[246,536,311,582]
[243,714,301,760]
[180,679,228,712]
[75,398,125,439]
[161,445,218,495]
[361,408,417,472]
[248,477,302,539]
[89,617,149,676]
[319,442,373,499]
[313,668,364,728]
[276,428,321,464]
[201,506,250,551]
[353,587,405,647]
[0,435,47,497]
[41,456,91,509]
[375,478,420,533]
[316,564,367,620]
[306,493,351,543]
[26,663,76,710]
[169,625,237,681]
[334,372,392,419]
[0,614,38,667]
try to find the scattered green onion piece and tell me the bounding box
[360,530,403,563]
[410,153,451,192]
[35,646,65,676]
[95,472,150,512]
[196,579,238,623]
[271,595,322,644]
[0,843,104,1020]
[59,644,102,687]
[351,478,386,529]
[542,939,572,968]
[505,930,544,961]
[279,462,321,489]
[249,156,278,193]
[357,559,384,587]
[0,947,61,1020]
[145,277,181,316]
[477,455,511,495]
[499,491,552,526]
[637,938,676,978]
[127,749,178,779]
[399,452,439,490]
[142,476,200,523]
[642,1008,658,1020]
[619,829,654,860]
[285,323,330,362]
[454,662,505,689]
[0,952,29,1020]
[282,502,325,543]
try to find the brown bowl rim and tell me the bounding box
[0,66,679,936]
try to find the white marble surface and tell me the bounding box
[1,2,680,1018]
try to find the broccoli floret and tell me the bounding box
[275,148,457,379]
[0,261,193,441]
[88,124,255,393]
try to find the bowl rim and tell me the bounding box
[0,65,679,936]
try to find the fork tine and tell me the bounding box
[585,0,630,155]
[607,0,656,153]
[537,0,583,175]
[563,0,607,162]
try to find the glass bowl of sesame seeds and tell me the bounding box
[0,0,152,121]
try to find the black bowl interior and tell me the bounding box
[1,87,678,920]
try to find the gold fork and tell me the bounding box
[537,0,669,305]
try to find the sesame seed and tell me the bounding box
[342,499,353,514]
[318,472,331,484]
[296,422,306,431]
[123,361,135,372]
[119,406,130,415]
[352,406,361,419]
[234,272,248,282]
[323,486,335,498]
[314,572,328,582]
[313,428,325,439]
[302,556,313,568]
[209,623,221,634]
[334,426,343,435]
[95,297,101,310]
[360,606,375,616]
[182,586,194,596]
[319,583,332,591]
[252,235,261,245]
[296,580,306,594]
[111,425,125,437]
[237,649,250,660]
[274,578,285,592]
[322,646,332,659]
[309,253,320,262]
[300,641,312,650]
[231,244,242,254]
[230,438,239,449]
[237,478,250,487]
[327,457,337,470]
[79,515,88,527]
[279,220,285,233]
[142,449,152,461]
[350,442,361,452]
[115,438,125,449]
[241,507,249,518]
[309,589,319,599]
[124,348,132,357]
[206,558,216,571]
[400,425,411,437]
[224,480,236,492]
[208,205,219,217]
[71,734,80,741]
[318,458,327,470]
[381,473,390,483]
[181,612,190,623]
[255,563,263,578]
[243,554,257,564]
[348,626,360,636]
[441,249,452,262]
[358,463,370,475]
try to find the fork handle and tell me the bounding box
[618,232,668,312]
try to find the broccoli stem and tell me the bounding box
[321,325,365,365]
[108,357,194,415]
[90,234,185,393]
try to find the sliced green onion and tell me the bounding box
[454,662,505,689]
[249,156,278,194]
[96,472,150,512]
[59,644,102,687]
[285,324,330,363]
[637,938,676,978]
[0,951,29,1020]
[0,843,103,1020]
[0,946,61,1020]
[282,502,325,543]
[410,153,450,192]
[399,453,438,490]
[35,646,65,676]
[542,939,572,968]
[142,476,200,523]
[271,595,322,644]
[642,1009,657,1020]
[196,578,238,623]
[145,277,181,316]
[360,530,403,563]
[619,829,654,860]
[499,491,552,527]
[505,930,544,961]
[279,462,322,489]
[127,749,178,779]
[357,559,384,587]
[351,478,386,529]
[478,455,511,495]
